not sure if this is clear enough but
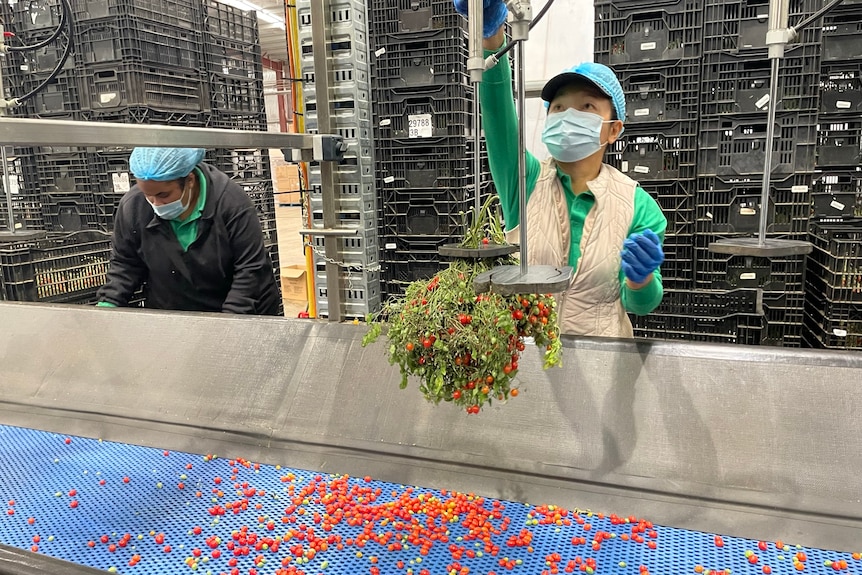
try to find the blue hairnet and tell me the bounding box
[129,147,206,181]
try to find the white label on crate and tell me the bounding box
[831,200,846,211]
[375,47,386,57]
[408,113,433,138]
[740,272,757,281]
[740,207,757,216]
[385,243,397,250]
[14,222,22,230]
[383,176,395,184]
[833,328,849,338]
[112,173,131,193]
[640,41,657,51]
[755,94,770,109]
[836,100,852,109]
[19,64,29,72]
[100,92,117,104]
[757,12,768,18]
[621,161,630,172]
[379,118,392,127]
[8,178,19,195]
[791,185,809,193]
[706,211,713,219]
[634,108,650,117]
[634,165,650,174]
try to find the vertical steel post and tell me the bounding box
[310,0,342,321]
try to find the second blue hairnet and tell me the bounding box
[130,148,206,181]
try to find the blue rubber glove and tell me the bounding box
[452,0,509,38]
[621,230,664,285]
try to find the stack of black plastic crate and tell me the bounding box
[594,0,704,340]
[693,0,822,347]
[201,0,279,280]
[369,0,494,298]
[802,0,862,350]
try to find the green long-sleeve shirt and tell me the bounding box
[480,49,667,316]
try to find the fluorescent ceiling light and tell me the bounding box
[216,0,285,29]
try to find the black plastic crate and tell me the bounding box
[40,191,101,233]
[816,118,862,168]
[616,59,701,125]
[371,32,470,93]
[802,299,862,350]
[80,64,208,112]
[0,153,43,232]
[696,175,812,235]
[33,147,93,194]
[76,17,204,71]
[75,0,202,29]
[697,113,818,178]
[10,0,65,32]
[375,135,484,187]
[89,147,133,232]
[606,122,699,182]
[699,49,820,116]
[702,0,821,54]
[594,0,704,65]
[807,221,862,303]
[211,112,267,131]
[209,74,264,115]
[238,180,279,246]
[83,106,213,126]
[632,289,803,346]
[694,234,807,291]
[0,231,111,304]
[660,234,696,289]
[207,149,271,181]
[381,258,446,298]
[645,180,696,236]
[811,171,862,220]
[822,13,862,62]
[820,62,862,115]
[632,313,764,345]
[15,28,74,75]
[21,71,82,117]
[203,0,259,45]
[373,86,473,140]
[369,0,464,39]
[379,189,478,237]
[205,35,263,80]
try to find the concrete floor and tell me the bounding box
[275,204,309,318]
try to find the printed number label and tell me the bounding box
[408,114,433,138]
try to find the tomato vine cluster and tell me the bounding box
[363,199,564,413]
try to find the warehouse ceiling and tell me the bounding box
[216,0,288,62]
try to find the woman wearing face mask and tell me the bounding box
[96,147,281,316]
[453,0,667,338]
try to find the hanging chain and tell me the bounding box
[302,241,382,274]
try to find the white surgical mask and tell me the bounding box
[541,108,615,163]
[150,180,191,220]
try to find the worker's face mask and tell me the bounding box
[542,108,613,163]
[150,178,191,220]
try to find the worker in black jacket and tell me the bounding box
[96,147,281,315]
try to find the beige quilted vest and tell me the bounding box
[505,160,636,338]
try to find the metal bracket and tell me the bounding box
[299,229,359,238]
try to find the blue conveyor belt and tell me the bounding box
[0,424,857,575]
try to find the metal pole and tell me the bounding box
[757,57,781,247]
[310,0,342,322]
[473,88,482,216]
[759,0,790,246]
[467,0,484,217]
[0,24,17,235]
[1,147,15,234]
[515,40,528,275]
